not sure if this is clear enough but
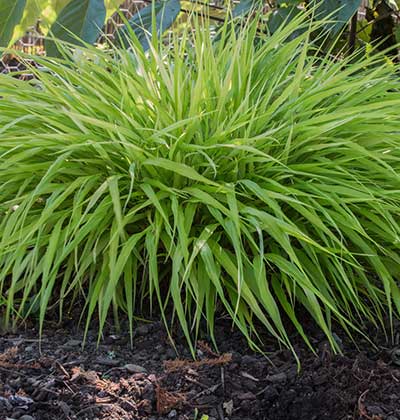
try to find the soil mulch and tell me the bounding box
[1,318,400,420]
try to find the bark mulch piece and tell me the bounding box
[0,318,400,420]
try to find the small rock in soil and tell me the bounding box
[165,348,176,359]
[197,395,218,405]
[142,382,155,400]
[263,386,279,401]
[11,411,25,419]
[136,325,150,336]
[313,374,327,385]
[9,395,34,406]
[236,392,256,401]
[241,379,259,391]
[240,355,255,365]
[9,378,21,389]
[367,405,385,415]
[124,363,147,373]
[95,356,120,366]
[267,372,287,383]
[0,396,12,411]
[239,399,256,411]
[391,349,400,365]
[62,339,81,348]
[209,408,219,417]
[57,401,71,416]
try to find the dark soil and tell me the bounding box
[1,318,400,420]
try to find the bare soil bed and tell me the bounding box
[0,317,400,420]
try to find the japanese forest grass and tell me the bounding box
[1,17,400,357]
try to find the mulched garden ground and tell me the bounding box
[1,316,400,420]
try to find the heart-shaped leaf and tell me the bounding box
[313,0,362,36]
[233,0,263,18]
[117,0,181,51]
[46,0,106,56]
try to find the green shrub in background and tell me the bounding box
[0,15,400,357]
[3,1,400,59]
[0,1,364,55]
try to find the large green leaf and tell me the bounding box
[45,0,106,56]
[232,0,262,17]
[313,0,362,36]
[0,0,26,47]
[11,0,56,43]
[10,1,73,44]
[268,0,361,38]
[118,0,181,51]
[11,0,45,43]
[40,0,74,31]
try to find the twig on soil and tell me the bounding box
[184,375,210,389]
[358,389,382,420]
[190,383,220,401]
[0,338,45,342]
[217,403,226,420]
[102,367,118,377]
[62,380,76,394]
[63,359,84,366]
[221,366,225,395]
[0,365,27,376]
[240,371,260,382]
[55,360,70,379]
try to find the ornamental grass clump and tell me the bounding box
[0,16,400,355]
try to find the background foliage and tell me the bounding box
[1,0,400,57]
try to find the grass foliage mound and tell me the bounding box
[1,17,400,354]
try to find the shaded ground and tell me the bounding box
[1,318,400,420]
